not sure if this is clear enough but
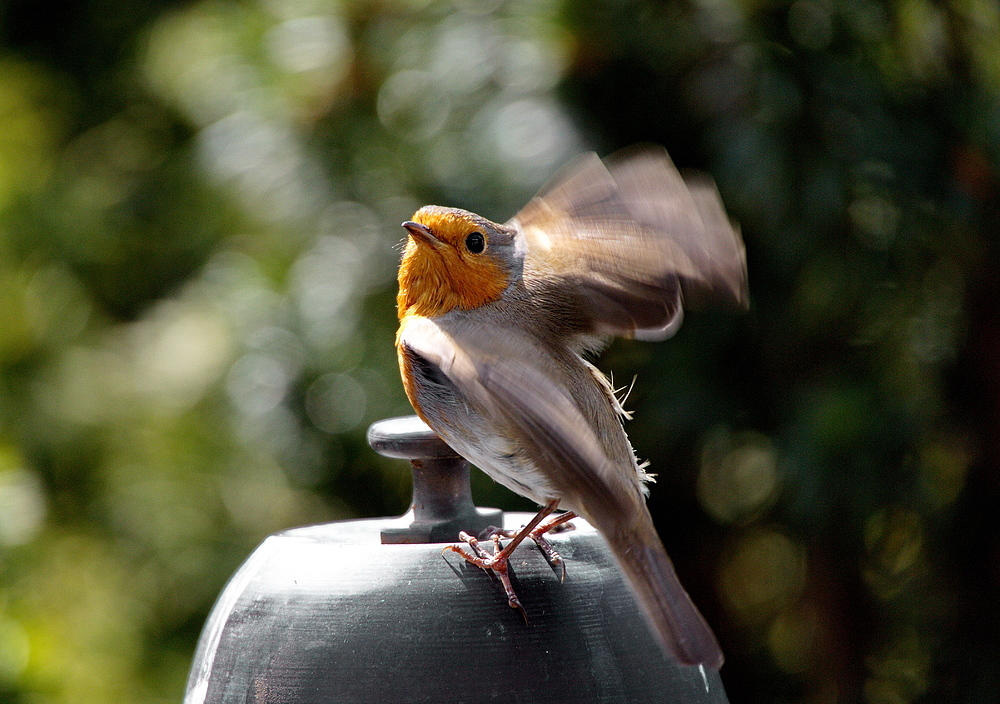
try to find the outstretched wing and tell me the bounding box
[513,145,748,341]
[398,315,723,667]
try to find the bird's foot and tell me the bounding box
[442,499,565,622]
[443,531,527,622]
[493,511,577,581]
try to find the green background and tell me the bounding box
[0,0,996,701]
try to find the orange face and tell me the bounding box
[396,206,510,320]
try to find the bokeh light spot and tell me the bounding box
[0,453,46,546]
[849,193,899,249]
[305,372,368,433]
[267,16,349,74]
[377,70,451,142]
[226,353,292,417]
[863,507,924,599]
[919,431,971,508]
[720,529,807,625]
[483,98,577,183]
[0,615,30,683]
[130,301,233,413]
[699,428,780,524]
[767,602,818,674]
[864,631,931,704]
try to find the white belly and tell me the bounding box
[433,423,561,508]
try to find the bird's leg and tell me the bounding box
[494,510,577,580]
[528,511,577,580]
[442,499,561,622]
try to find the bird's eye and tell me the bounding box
[465,232,485,254]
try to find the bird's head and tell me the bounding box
[397,205,517,319]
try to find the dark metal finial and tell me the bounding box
[367,416,503,544]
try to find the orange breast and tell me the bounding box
[395,329,430,425]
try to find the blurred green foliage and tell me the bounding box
[0,0,996,702]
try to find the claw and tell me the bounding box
[509,594,528,624]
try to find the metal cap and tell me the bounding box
[367,416,503,544]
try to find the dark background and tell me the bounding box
[0,0,996,702]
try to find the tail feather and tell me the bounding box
[603,520,723,668]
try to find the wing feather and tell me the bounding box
[514,145,748,341]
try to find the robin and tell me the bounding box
[395,145,747,669]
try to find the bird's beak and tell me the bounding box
[402,221,438,245]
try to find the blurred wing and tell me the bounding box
[513,145,748,340]
[398,315,724,667]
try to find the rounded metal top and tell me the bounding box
[366,416,460,460]
[185,515,729,704]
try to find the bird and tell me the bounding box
[394,144,747,669]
